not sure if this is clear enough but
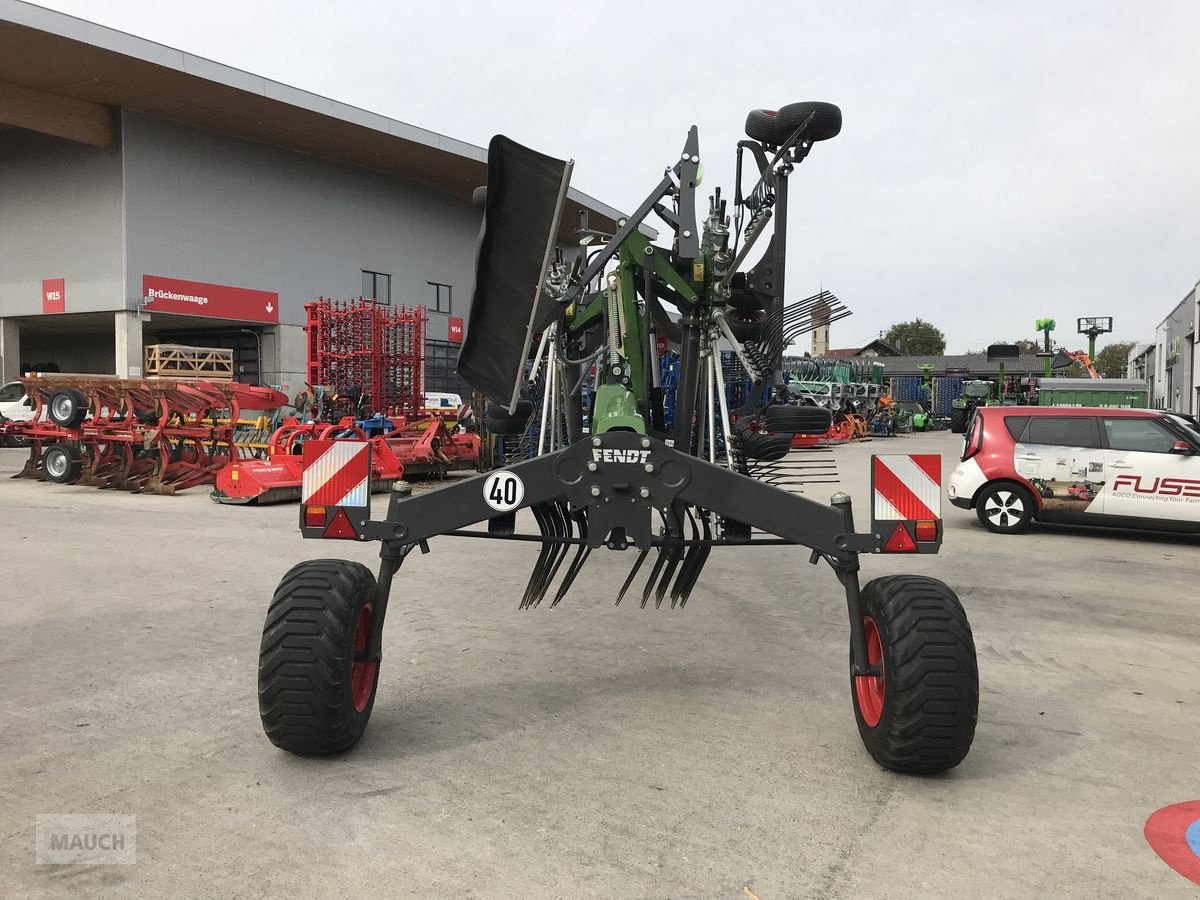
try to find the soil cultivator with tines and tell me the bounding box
[258,104,980,775]
[305,298,426,418]
[384,416,480,477]
[212,416,404,504]
[3,375,287,494]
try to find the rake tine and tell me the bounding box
[671,508,703,609]
[616,546,651,606]
[641,511,673,609]
[655,506,688,609]
[551,509,591,609]
[670,506,702,609]
[534,501,573,608]
[520,503,552,610]
[677,511,713,609]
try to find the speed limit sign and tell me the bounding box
[482,470,525,512]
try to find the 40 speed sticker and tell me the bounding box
[483,470,525,513]
[1145,800,1200,886]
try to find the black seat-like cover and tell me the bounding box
[457,135,569,411]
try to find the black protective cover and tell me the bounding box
[457,135,569,408]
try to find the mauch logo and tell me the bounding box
[36,814,137,865]
[1112,474,1200,497]
[592,448,651,465]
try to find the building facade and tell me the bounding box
[0,1,627,399]
[1150,283,1198,414]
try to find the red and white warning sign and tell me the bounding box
[872,454,941,521]
[301,441,371,508]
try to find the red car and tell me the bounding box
[948,406,1200,534]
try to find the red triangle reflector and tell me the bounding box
[323,508,358,540]
[883,523,917,553]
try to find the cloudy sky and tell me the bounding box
[38,0,1200,352]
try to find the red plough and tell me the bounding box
[3,375,287,494]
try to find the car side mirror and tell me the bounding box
[1170,440,1194,455]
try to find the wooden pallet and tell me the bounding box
[144,344,235,380]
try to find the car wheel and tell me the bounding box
[975,483,1034,534]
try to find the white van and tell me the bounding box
[0,381,35,446]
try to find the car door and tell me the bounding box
[1013,415,1106,518]
[1101,416,1200,524]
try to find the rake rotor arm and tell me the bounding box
[346,434,878,566]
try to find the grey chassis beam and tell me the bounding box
[327,433,878,563]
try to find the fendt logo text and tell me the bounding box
[592,449,652,465]
[1112,474,1200,498]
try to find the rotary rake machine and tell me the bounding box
[3,374,287,493]
[258,102,979,773]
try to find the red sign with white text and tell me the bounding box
[142,275,279,324]
[42,278,65,314]
[448,316,464,343]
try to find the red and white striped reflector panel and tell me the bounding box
[872,454,941,521]
[301,440,370,509]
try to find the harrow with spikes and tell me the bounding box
[257,103,980,775]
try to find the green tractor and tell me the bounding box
[950,380,992,433]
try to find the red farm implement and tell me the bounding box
[212,417,404,504]
[2,375,287,494]
[211,413,480,504]
[305,297,425,418]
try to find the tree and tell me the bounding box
[1012,339,1040,355]
[1094,341,1135,379]
[884,319,946,355]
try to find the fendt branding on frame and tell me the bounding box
[1112,475,1200,498]
[592,448,652,465]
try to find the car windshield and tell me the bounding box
[1165,414,1200,443]
[0,381,26,402]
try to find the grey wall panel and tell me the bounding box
[0,129,124,316]
[122,113,481,341]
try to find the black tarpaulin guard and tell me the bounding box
[457,135,572,412]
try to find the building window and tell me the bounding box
[428,281,452,314]
[425,340,471,396]
[362,270,391,305]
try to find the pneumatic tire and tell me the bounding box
[744,108,780,144]
[47,388,88,428]
[775,101,843,143]
[851,575,978,773]
[949,407,967,433]
[975,482,1035,534]
[759,404,833,434]
[42,443,82,483]
[726,307,768,343]
[259,559,381,755]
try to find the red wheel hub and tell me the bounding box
[854,616,885,727]
[351,603,377,713]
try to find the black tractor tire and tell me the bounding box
[727,288,766,312]
[486,398,534,435]
[975,482,1035,534]
[486,398,533,419]
[259,559,382,756]
[760,404,833,434]
[47,388,88,428]
[744,108,780,144]
[741,432,792,462]
[726,307,768,343]
[851,575,978,774]
[949,407,967,434]
[472,185,488,207]
[775,101,842,143]
[41,442,82,483]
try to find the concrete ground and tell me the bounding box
[1,431,1197,899]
